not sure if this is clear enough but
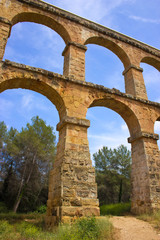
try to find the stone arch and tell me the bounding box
[141,56,160,71]
[11,12,71,44]
[0,74,67,120]
[88,97,141,137]
[84,36,131,69]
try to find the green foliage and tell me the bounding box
[52,217,100,240]
[0,220,19,240]
[75,217,100,240]
[0,121,7,148]
[0,214,113,240]
[0,116,56,213]
[100,202,131,216]
[0,212,45,229]
[35,205,47,214]
[93,145,131,205]
[0,202,8,213]
[54,217,113,240]
[0,220,13,234]
[93,145,131,177]
[16,222,40,239]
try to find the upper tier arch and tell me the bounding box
[11,12,71,44]
[0,71,67,121]
[84,36,131,69]
[141,56,160,71]
[88,97,141,138]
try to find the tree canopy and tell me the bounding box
[93,145,131,205]
[0,116,56,212]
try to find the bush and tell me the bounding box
[0,220,19,240]
[96,217,113,239]
[75,217,100,240]
[0,214,114,240]
[0,220,13,234]
[55,217,113,240]
[0,202,8,213]
[35,205,47,214]
[16,221,40,239]
[100,202,131,216]
[53,217,100,240]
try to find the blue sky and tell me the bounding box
[0,0,160,157]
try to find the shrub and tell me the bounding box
[100,202,131,216]
[96,217,113,239]
[0,220,19,240]
[53,217,99,240]
[0,214,114,240]
[54,216,113,240]
[0,202,8,213]
[75,217,100,240]
[35,205,47,214]
[16,221,43,239]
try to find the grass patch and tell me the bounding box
[138,210,160,231]
[0,213,113,240]
[0,220,20,240]
[0,212,44,224]
[100,202,131,216]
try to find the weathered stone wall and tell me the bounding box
[0,0,160,98]
[0,0,160,225]
[46,117,99,226]
[128,134,160,214]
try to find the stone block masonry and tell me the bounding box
[0,0,160,226]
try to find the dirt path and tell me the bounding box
[110,216,160,240]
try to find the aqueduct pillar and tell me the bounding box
[46,116,99,226]
[62,42,87,81]
[129,132,160,214]
[123,64,148,99]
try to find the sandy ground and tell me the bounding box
[110,216,160,240]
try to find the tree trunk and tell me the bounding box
[118,178,123,203]
[2,161,13,200]
[13,162,26,213]
[13,153,37,213]
[13,190,24,213]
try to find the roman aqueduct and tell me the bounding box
[0,0,160,226]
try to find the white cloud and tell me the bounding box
[88,134,131,158]
[20,92,46,112]
[88,133,121,142]
[141,64,160,85]
[44,0,135,27]
[0,98,13,119]
[21,93,33,109]
[155,122,160,133]
[4,22,64,73]
[88,131,130,159]
[121,123,128,131]
[129,15,160,24]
